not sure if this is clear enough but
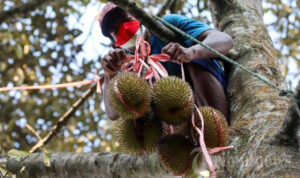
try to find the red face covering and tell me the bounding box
[114,20,140,48]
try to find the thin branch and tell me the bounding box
[107,0,176,43]
[276,81,300,146]
[0,0,53,22]
[169,0,177,14]
[156,0,176,17]
[25,124,42,141]
[29,77,103,153]
[197,0,208,14]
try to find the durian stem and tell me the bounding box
[169,125,174,134]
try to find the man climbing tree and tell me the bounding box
[99,2,233,121]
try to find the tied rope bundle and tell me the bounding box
[120,36,169,86]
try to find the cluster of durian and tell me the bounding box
[106,72,229,176]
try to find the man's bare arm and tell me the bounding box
[101,49,126,120]
[190,29,233,60]
[162,29,233,63]
[103,74,120,120]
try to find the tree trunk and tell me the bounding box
[209,0,300,177]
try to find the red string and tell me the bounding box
[0,74,102,94]
[180,62,234,178]
[121,36,169,85]
[113,80,143,118]
[207,110,234,155]
[191,107,216,177]
[181,59,217,177]
[213,110,224,147]
[169,125,174,134]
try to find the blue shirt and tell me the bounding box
[150,14,226,88]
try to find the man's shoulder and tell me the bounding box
[162,14,209,28]
[162,14,189,24]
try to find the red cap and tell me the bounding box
[99,3,123,38]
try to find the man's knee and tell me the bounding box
[185,63,229,121]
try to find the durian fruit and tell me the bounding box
[116,114,163,156]
[107,72,151,119]
[192,106,229,148]
[158,134,201,176]
[152,76,194,125]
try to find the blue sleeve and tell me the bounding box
[162,14,212,46]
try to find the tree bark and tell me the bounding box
[209,0,300,177]
[5,153,173,178]
[156,0,176,17]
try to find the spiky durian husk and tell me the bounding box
[116,114,163,156]
[193,106,229,148]
[107,72,151,119]
[158,134,200,176]
[152,76,194,125]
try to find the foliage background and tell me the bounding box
[0,0,299,154]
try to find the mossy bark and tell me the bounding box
[209,0,300,177]
[6,153,173,178]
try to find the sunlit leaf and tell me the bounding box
[15,44,23,59]
[20,166,26,173]
[24,44,30,55]
[0,163,6,170]
[43,150,51,167]
[282,4,292,13]
[8,149,31,158]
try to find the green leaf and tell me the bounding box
[0,163,6,169]
[15,44,23,59]
[43,150,51,167]
[8,149,31,158]
[16,156,22,162]
[0,163,7,176]
[20,166,26,173]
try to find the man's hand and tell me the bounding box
[101,48,126,77]
[162,42,194,63]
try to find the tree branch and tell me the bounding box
[276,81,300,146]
[5,152,172,178]
[156,0,176,17]
[107,0,176,42]
[169,0,177,14]
[0,0,52,23]
[29,80,101,153]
